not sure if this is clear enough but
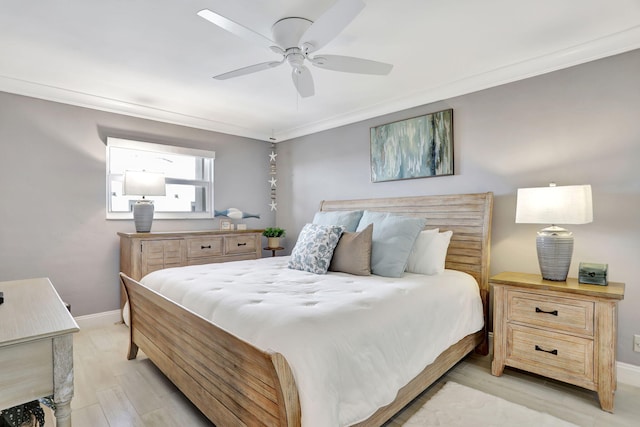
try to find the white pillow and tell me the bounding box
[406,229,453,275]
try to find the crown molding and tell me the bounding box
[0,75,268,141]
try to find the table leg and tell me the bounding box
[596,300,617,413]
[53,334,74,426]
[491,285,506,376]
[54,400,72,427]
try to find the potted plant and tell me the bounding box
[263,227,286,249]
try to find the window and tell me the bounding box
[106,137,215,219]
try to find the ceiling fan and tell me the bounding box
[197,0,393,98]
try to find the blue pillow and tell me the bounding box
[356,211,426,277]
[288,223,345,274]
[312,210,363,232]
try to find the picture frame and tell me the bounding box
[370,109,453,182]
[220,219,232,230]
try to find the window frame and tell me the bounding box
[106,137,215,220]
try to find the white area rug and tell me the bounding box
[404,382,579,426]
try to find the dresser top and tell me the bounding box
[118,229,264,239]
[0,278,80,347]
[490,272,625,300]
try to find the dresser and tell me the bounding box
[0,278,79,427]
[491,272,625,412]
[118,230,263,309]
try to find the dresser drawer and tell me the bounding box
[187,237,223,258]
[141,239,184,277]
[225,235,257,255]
[507,289,594,336]
[143,240,183,263]
[507,324,594,384]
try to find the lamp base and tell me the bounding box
[536,226,573,281]
[133,200,155,233]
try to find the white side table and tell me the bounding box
[0,278,80,426]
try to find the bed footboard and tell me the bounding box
[120,273,301,427]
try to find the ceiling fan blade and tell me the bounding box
[291,66,315,97]
[300,0,365,53]
[311,55,393,75]
[214,60,284,80]
[197,9,278,50]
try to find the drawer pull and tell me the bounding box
[535,345,558,356]
[237,242,247,246]
[201,245,212,249]
[535,307,558,316]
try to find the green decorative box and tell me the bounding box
[578,262,608,286]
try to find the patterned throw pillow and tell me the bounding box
[288,223,345,274]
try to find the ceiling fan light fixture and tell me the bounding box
[286,50,305,68]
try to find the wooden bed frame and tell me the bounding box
[120,192,493,426]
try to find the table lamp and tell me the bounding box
[123,171,166,233]
[515,183,593,281]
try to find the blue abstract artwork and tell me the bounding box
[370,109,453,182]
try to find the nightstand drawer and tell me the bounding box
[507,290,594,336]
[225,235,257,255]
[187,237,223,258]
[507,324,594,383]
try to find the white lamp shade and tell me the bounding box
[515,184,593,225]
[123,171,166,197]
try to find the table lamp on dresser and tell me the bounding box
[515,183,593,281]
[123,170,166,233]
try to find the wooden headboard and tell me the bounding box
[320,192,494,352]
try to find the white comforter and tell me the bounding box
[140,256,484,426]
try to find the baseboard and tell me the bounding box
[74,309,122,330]
[617,361,640,388]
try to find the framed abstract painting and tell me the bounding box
[370,109,453,182]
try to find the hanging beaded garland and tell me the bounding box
[268,142,277,211]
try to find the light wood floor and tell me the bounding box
[50,323,639,426]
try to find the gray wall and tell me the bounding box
[0,92,274,316]
[276,49,640,364]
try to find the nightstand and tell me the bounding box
[491,272,625,412]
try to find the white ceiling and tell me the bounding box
[1,0,639,142]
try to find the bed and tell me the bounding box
[120,192,493,426]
